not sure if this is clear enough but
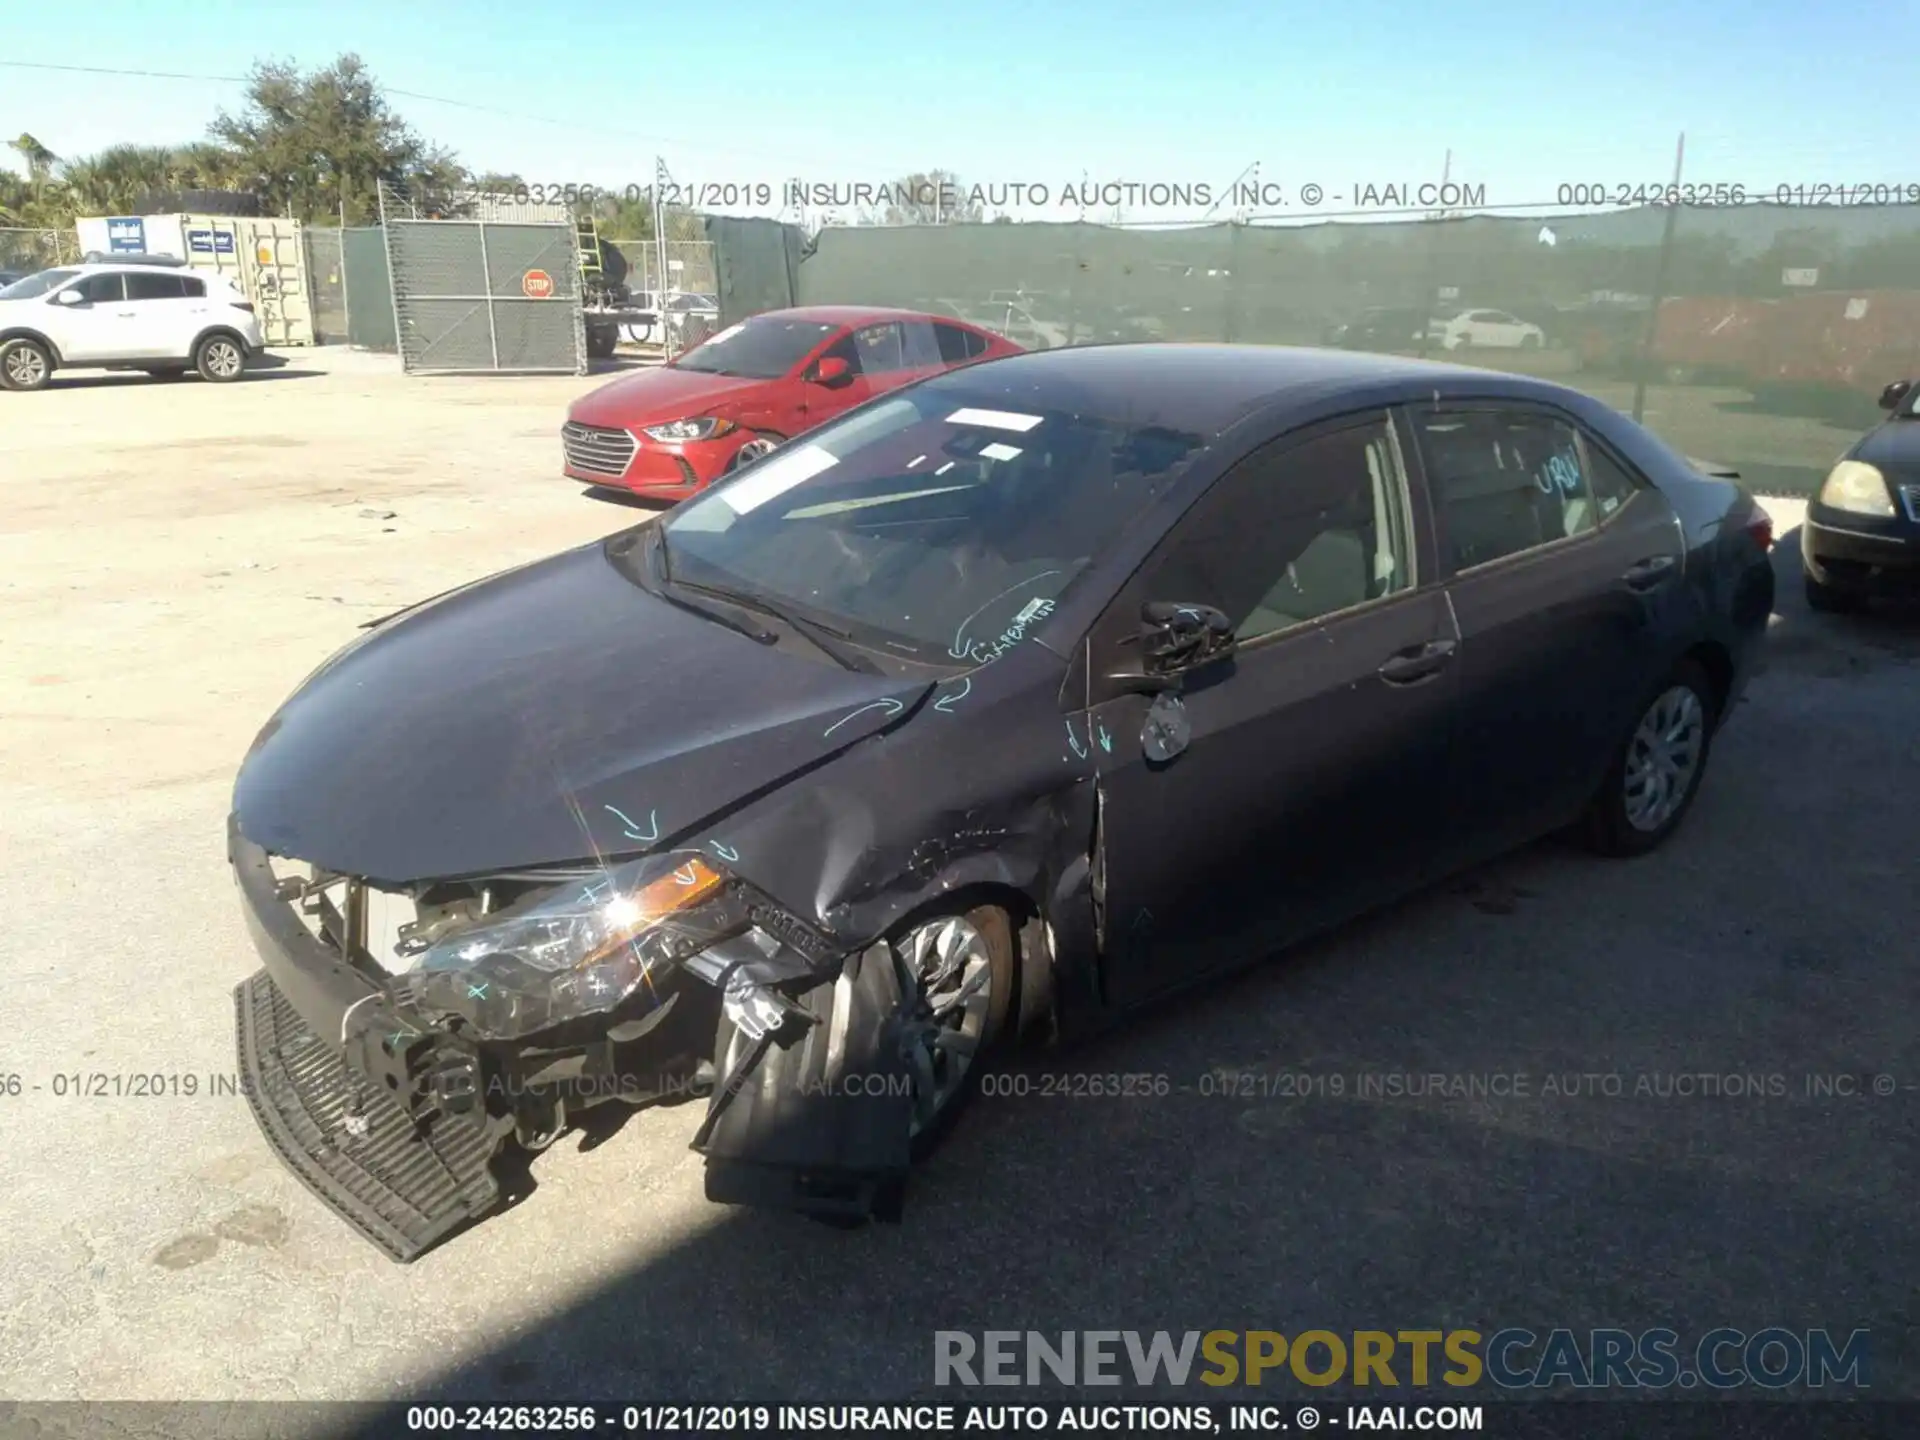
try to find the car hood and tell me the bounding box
[1852,419,1920,469]
[567,366,771,428]
[232,534,932,883]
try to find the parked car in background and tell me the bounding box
[1801,378,1920,611]
[0,255,267,391]
[662,291,722,348]
[1433,308,1547,351]
[1325,306,1435,350]
[562,306,1022,501]
[230,343,1773,1259]
[0,270,25,291]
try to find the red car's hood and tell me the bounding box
[568,366,770,428]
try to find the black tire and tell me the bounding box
[193,333,247,383]
[0,337,53,392]
[1580,658,1719,858]
[1521,334,1542,350]
[585,323,617,360]
[1803,569,1863,614]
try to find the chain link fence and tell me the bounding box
[792,202,1920,498]
[0,227,77,275]
[378,183,584,374]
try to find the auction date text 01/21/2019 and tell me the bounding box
[493,178,1920,212]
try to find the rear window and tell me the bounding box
[125,273,188,300]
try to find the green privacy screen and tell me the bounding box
[788,205,1920,498]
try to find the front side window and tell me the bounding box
[67,272,126,304]
[1412,408,1596,571]
[852,323,912,374]
[657,383,1207,664]
[1130,416,1414,643]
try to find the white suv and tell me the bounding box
[0,255,268,391]
[1432,308,1547,351]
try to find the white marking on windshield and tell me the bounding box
[786,484,975,518]
[935,461,956,475]
[907,455,926,468]
[719,443,839,513]
[947,407,1044,432]
[980,442,1023,461]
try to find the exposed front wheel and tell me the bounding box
[895,905,1016,1158]
[194,334,247,383]
[0,338,53,392]
[1580,660,1717,857]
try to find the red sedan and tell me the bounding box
[561,305,1022,501]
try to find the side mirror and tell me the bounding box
[812,355,853,387]
[1137,601,1235,685]
[53,290,86,307]
[1877,379,1912,412]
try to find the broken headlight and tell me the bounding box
[402,852,739,1041]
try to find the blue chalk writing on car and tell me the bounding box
[603,804,660,843]
[1065,718,1089,760]
[710,841,740,862]
[934,676,973,713]
[822,696,907,738]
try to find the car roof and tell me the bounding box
[931,342,1579,436]
[760,304,990,328]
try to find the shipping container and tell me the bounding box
[72,214,317,346]
[1652,290,1920,397]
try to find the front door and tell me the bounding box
[1405,401,1687,861]
[49,272,130,362]
[1086,411,1461,1009]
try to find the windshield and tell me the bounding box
[0,268,77,300]
[659,381,1206,665]
[672,315,837,378]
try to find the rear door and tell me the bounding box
[121,270,193,357]
[1405,401,1687,861]
[1086,410,1461,1007]
[850,321,937,398]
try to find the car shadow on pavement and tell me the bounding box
[311,526,1919,1424]
[584,486,674,513]
[40,369,326,390]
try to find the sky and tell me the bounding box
[5,0,1918,226]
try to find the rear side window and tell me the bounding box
[934,323,988,363]
[182,275,207,298]
[1579,437,1645,520]
[1412,409,1597,571]
[125,273,187,300]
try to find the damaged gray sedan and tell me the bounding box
[229,344,1773,1259]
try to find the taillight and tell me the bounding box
[1743,507,1774,550]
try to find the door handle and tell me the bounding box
[1377,638,1458,684]
[1621,554,1677,592]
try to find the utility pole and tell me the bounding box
[1414,149,1452,359]
[1632,132,1686,422]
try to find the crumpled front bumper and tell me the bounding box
[229,815,923,1260]
[229,816,501,1261]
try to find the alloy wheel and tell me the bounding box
[733,436,779,468]
[4,345,47,388]
[204,340,243,379]
[894,915,994,1137]
[1623,685,1706,832]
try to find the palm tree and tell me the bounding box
[57,144,181,215]
[9,133,58,182]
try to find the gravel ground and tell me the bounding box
[0,348,1914,1421]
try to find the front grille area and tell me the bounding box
[1900,484,1920,524]
[562,421,637,478]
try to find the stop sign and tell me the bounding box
[522,269,555,299]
